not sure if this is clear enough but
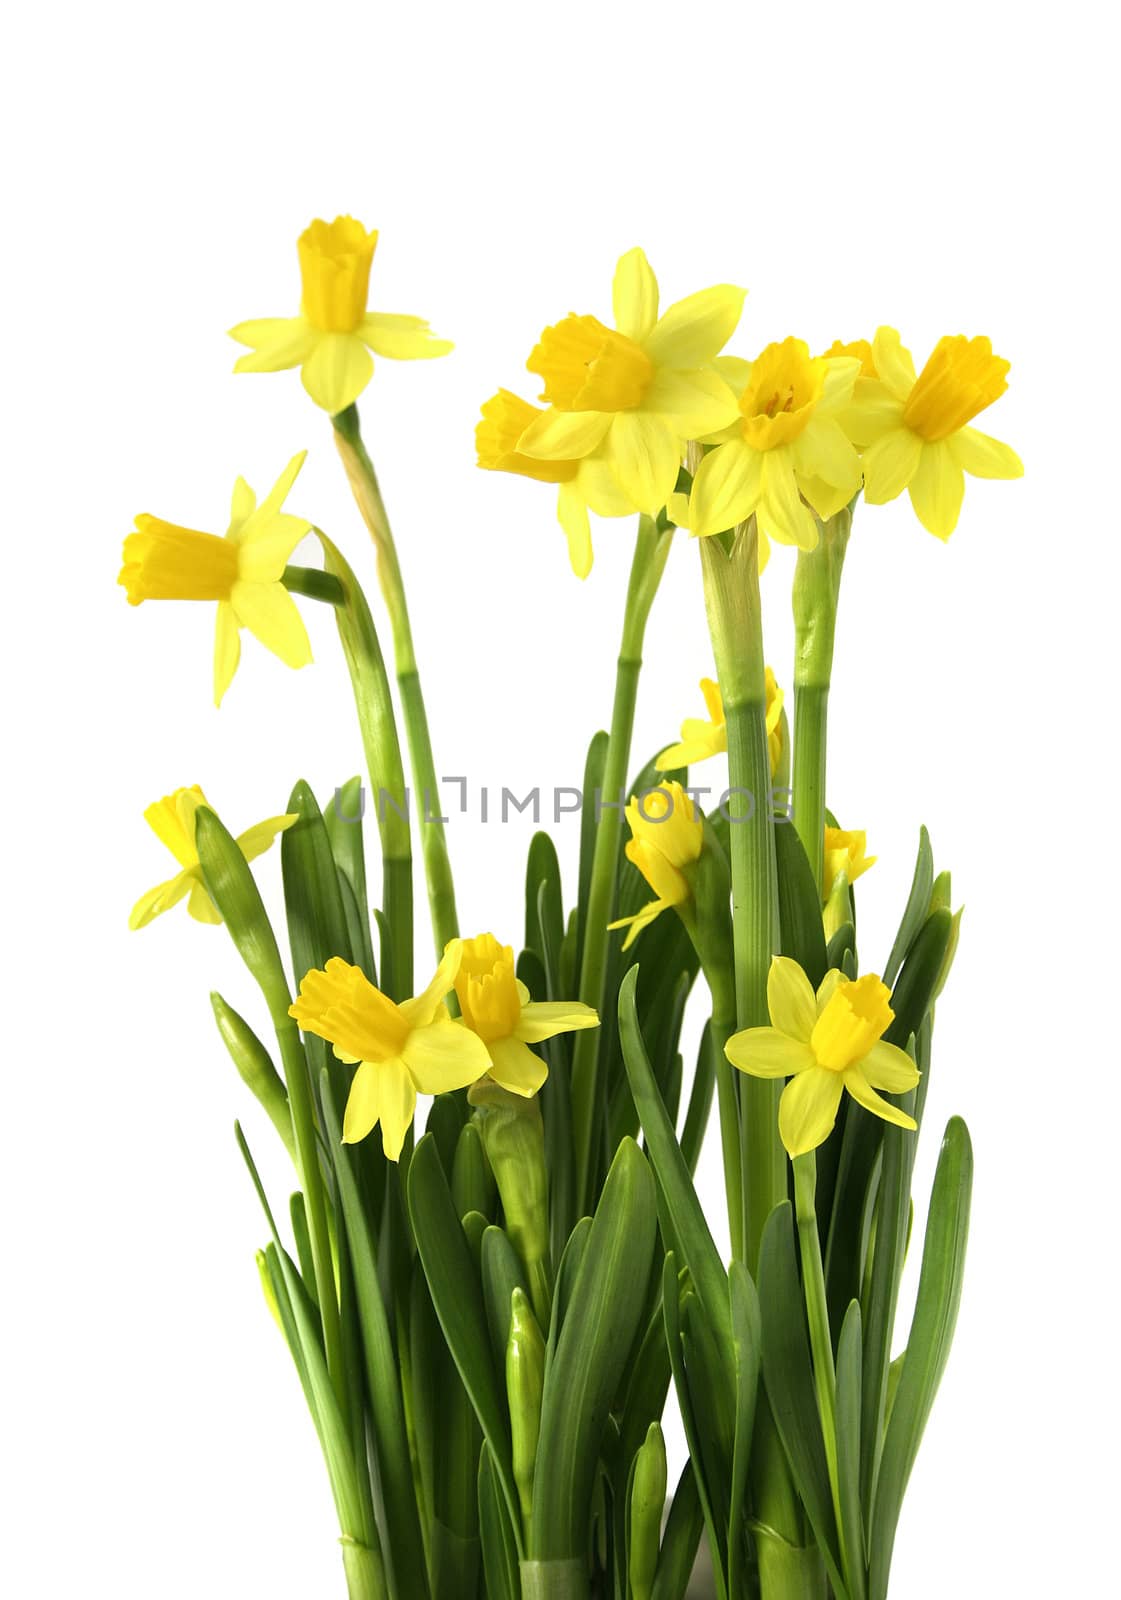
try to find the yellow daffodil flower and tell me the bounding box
[119,452,313,707]
[514,247,745,516]
[289,943,491,1158]
[475,389,635,578]
[686,340,863,546]
[454,932,599,1095]
[656,670,784,777]
[725,956,919,1158]
[823,827,876,900]
[844,327,1023,539]
[229,216,453,415]
[822,338,877,377]
[130,785,296,930]
[609,782,704,949]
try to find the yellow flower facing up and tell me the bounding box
[130,785,296,930]
[844,327,1023,539]
[823,827,877,900]
[514,247,745,517]
[685,339,863,547]
[119,452,313,706]
[475,389,635,578]
[608,782,704,950]
[725,957,919,1158]
[229,216,453,415]
[656,670,785,778]
[290,943,491,1158]
[454,932,599,1095]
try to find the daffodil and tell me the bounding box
[823,827,876,900]
[229,216,453,415]
[119,452,314,706]
[289,943,491,1158]
[725,957,919,1158]
[130,786,296,930]
[475,389,635,578]
[685,340,863,546]
[822,338,877,377]
[656,669,784,777]
[844,327,1023,539]
[609,782,704,949]
[454,932,599,1095]
[514,247,745,516]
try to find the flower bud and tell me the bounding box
[469,1081,551,1323]
[211,993,296,1162]
[506,1287,545,1529]
[629,1421,668,1600]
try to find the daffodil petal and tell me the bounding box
[715,355,752,392]
[301,332,373,414]
[792,420,862,516]
[767,957,818,1042]
[612,247,659,343]
[644,285,746,368]
[128,868,195,930]
[230,476,256,529]
[187,878,223,924]
[871,327,918,402]
[861,428,923,504]
[557,482,593,578]
[236,513,312,582]
[256,450,309,523]
[816,969,844,1013]
[757,452,818,549]
[516,1001,600,1044]
[690,439,763,538]
[860,1040,921,1094]
[230,581,313,670]
[399,939,465,1029]
[908,442,965,540]
[404,1018,491,1095]
[843,1067,917,1132]
[656,720,725,771]
[230,317,317,372]
[342,1060,383,1145]
[518,408,612,461]
[574,455,637,518]
[778,1067,845,1157]
[724,1026,814,1080]
[606,411,682,515]
[643,368,740,435]
[214,600,242,707]
[839,382,906,446]
[360,312,453,360]
[950,426,1024,480]
[487,1035,549,1097]
[235,813,299,862]
[608,898,667,950]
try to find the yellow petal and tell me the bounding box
[486,1035,549,1097]
[230,476,256,529]
[557,482,593,579]
[843,1067,917,1133]
[643,368,740,435]
[360,312,453,360]
[607,411,682,515]
[342,1060,383,1144]
[791,420,862,516]
[725,1026,815,1080]
[655,719,726,770]
[400,939,465,1029]
[515,1001,600,1044]
[143,789,202,867]
[860,1041,921,1094]
[612,247,660,343]
[861,427,923,504]
[689,439,763,538]
[574,454,637,518]
[213,601,242,708]
[236,514,312,582]
[518,408,612,461]
[404,1018,491,1095]
[235,813,299,862]
[778,1067,845,1157]
[607,898,667,950]
[767,957,817,1042]
[230,581,313,670]
[128,867,195,930]
[870,327,918,402]
[908,441,965,540]
[300,332,373,414]
[949,427,1024,480]
[839,382,906,446]
[757,451,818,549]
[187,878,223,924]
[644,284,746,368]
[229,317,317,372]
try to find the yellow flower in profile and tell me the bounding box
[656,670,785,778]
[687,340,863,546]
[725,957,919,1158]
[845,327,1022,539]
[475,389,635,578]
[514,247,745,516]
[290,943,491,1158]
[609,782,704,949]
[823,827,877,900]
[119,452,313,706]
[454,933,599,1095]
[229,217,453,415]
[822,338,877,378]
[130,785,296,930]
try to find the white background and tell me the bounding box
[4,1,1117,1594]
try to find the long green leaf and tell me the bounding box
[882,828,934,987]
[661,1258,728,1600]
[836,1300,867,1600]
[478,1442,519,1600]
[651,1462,705,1600]
[775,819,828,988]
[727,1261,761,1598]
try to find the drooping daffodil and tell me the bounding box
[289,943,491,1158]
[119,452,314,706]
[475,389,635,578]
[515,247,745,517]
[656,669,785,778]
[229,216,453,415]
[844,327,1022,539]
[609,782,704,950]
[130,786,296,930]
[823,827,877,900]
[725,956,919,1158]
[454,932,599,1095]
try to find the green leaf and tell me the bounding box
[452,1121,496,1221]
[324,775,376,979]
[882,828,933,987]
[835,1300,867,1600]
[525,832,565,987]
[727,1261,762,1600]
[481,1225,530,1376]
[775,819,828,988]
[868,1118,973,1600]
[478,1442,520,1600]
[680,1023,717,1178]
[546,1215,592,1364]
[651,1461,705,1600]
[661,1257,729,1600]
[575,730,609,975]
[282,779,353,972]
[530,1138,658,1562]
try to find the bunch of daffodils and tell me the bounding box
[122,216,1017,1600]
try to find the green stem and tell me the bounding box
[792,686,828,893]
[569,515,673,1213]
[340,1536,388,1600]
[332,404,459,956]
[704,964,743,1262]
[519,1558,588,1600]
[282,564,346,605]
